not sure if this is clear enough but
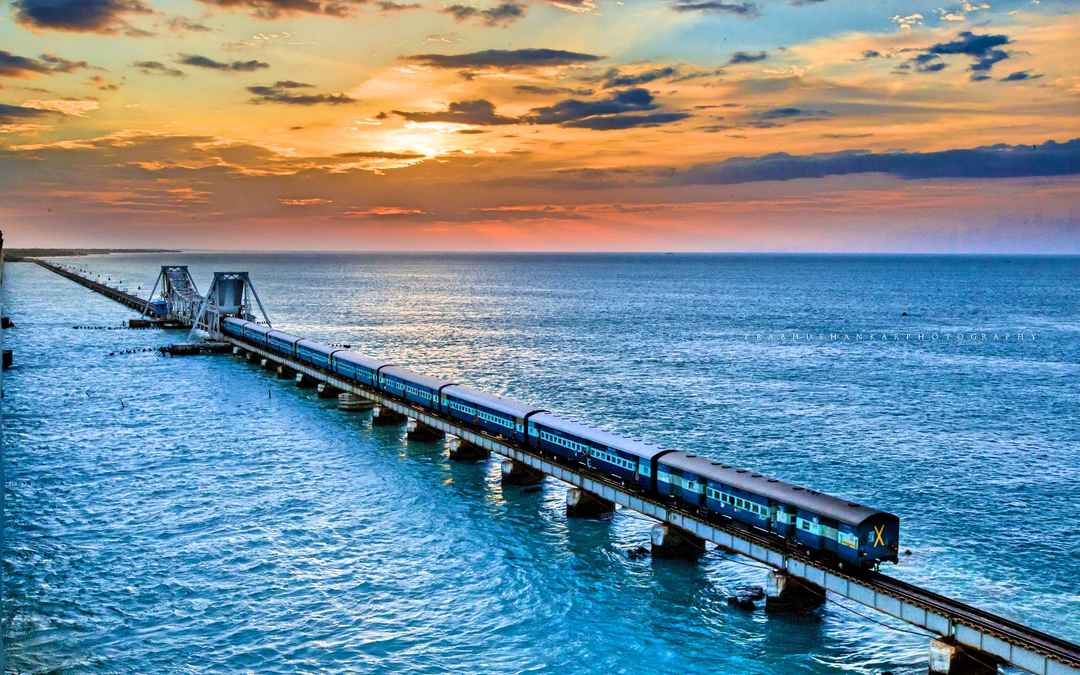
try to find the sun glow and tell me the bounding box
[381,122,471,158]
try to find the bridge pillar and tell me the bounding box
[447,435,489,461]
[275,364,293,379]
[566,487,615,518]
[259,357,272,369]
[500,459,545,486]
[927,638,998,675]
[294,372,315,388]
[317,383,340,399]
[244,351,255,362]
[338,393,375,411]
[764,571,825,613]
[650,524,706,560]
[406,417,444,441]
[232,346,242,356]
[371,404,405,425]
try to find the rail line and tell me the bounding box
[31,259,149,315]
[228,335,1080,675]
[29,257,1080,675]
[866,573,1080,667]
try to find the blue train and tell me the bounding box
[222,317,900,569]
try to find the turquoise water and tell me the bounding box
[3,253,1078,673]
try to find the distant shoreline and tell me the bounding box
[4,248,181,262]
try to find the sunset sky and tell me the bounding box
[1,0,1077,251]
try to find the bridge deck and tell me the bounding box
[229,336,1080,675]
[32,259,150,315]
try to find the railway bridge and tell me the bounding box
[27,259,1080,675]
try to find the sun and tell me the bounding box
[380,121,473,158]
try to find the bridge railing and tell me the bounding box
[224,334,1079,675]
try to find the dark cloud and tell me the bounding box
[727,50,767,65]
[87,74,120,91]
[970,49,1008,73]
[194,0,368,19]
[178,54,270,72]
[599,66,678,88]
[1000,70,1042,82]
[377,1,420,10]
[928,31,1009,58]
[673,139,1080,185]
[134,61,186,77]
[670,0,759,16]
[514,84,594,96]
[393,99,517,125]
[562,112,690,130]
[756,106,822,118]
[441,1,525,26]
[527,88,657,124]
[247,80,355,105]
[0,102,58,123]
[167,16,214,31]
[40,53,92,73]
[745,106,831,128]
[670,68,725,82]
[522,88,689,130]
[900,31,1013,81]
[12,0,153,34]
[0,51,91,78]
[404,48,603,70]
[911,53,946,73]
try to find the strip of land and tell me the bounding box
[4,248,180,262]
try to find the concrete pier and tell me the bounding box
[500,458,545,486]
[928,639,998,675]
[566,487,615,518]
[650,524,706,560]
[316,383,340,399]
[294,372,315,388]
[764,571,825,613]
[371,404,406,425]
[406,417,444,441]
[259,357,271,369]
[338,393,375,411]
[275,364,293,379]
[447,435,490,461]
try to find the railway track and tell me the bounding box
[867,572,1080,666]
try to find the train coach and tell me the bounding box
[378,366,454,409]
[267,330,302,358]
[219,316,901,569]
[331,351,387,388]
[528,413,669,491]
[223,317,271,346]
[656,453,900,567]
[441,385,543,444]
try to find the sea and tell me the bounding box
[3,253,1078,674]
